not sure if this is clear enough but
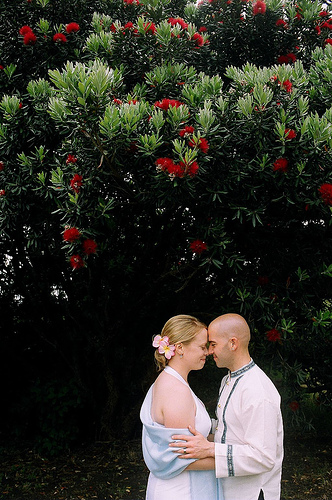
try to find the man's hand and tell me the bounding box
[169,425,215,459]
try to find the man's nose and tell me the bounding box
[208,345,213,355]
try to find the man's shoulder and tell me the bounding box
[240,363,281,400]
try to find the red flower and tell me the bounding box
[198,26,207,33]
[277,53,296,64]
[0,65,4,70]
[287,53,297,63]
[191,33,204,47]
[143,22,157,34]
[70,254,85,269]
[0,161,4,171]
[155,157,173,170]
[63,227,81,242]
[170,164,186,177]
[124,22,134,29]
[321,21,332,29]
[319,10,329,17]
[110,23,117,32]
[285,128,296,140]
[276,19,288,28]
[154,98,184,110]
[66,154,77,164]
[155,157,184,178]
[277,55,289,64]
[179,126,195,137]
[318,183,332,205]
[156,157,177,172]
[188,137,209,153]
[83,239,97,255]
[113,98,123,105]
[325,38,332,46]
[280,79,292,93]
[253,1,266,15]
[70,174,83,193]
[179,160,199,177]
[266,328,281,342]
[289,401,300,412]
[197,138,209,153]
[273,158,288,172]
[0,189,5,196]
[53,33,67,43]
[19,25,33,35]
[188,162,199,177]
[190,239,208,254]
[168,18,188,30]
[23,32,37,45]
[124,0,139,4]
[66,22,80,34]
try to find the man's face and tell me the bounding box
[208,323,231,369]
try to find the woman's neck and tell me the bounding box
[167,360,189,382]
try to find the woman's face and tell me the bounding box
[182,328,208,371]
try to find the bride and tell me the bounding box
[140,314,224,500]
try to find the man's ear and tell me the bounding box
[230,337,238,351]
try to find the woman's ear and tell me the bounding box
[175,343,184,356]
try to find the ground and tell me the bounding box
[1,433,331,500]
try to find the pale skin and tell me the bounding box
[169,313,252,460]
[151,327,215,470]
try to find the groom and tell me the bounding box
[170,313,284,500]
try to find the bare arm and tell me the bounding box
[152,372,196,428]
[186,458,215,470]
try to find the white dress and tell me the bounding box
[145,366,214,500]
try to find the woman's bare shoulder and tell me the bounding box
[154,370,190,394]
[153,370,195,427]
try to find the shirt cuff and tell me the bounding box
[215,442,234,478]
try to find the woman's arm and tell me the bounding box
[186,458,215,470]
[154,374,196,428]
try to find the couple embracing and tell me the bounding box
[140,314,283,500]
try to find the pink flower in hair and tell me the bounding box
[158,340,176,359]
[152,335,168,348]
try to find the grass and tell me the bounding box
[0,429,331,500]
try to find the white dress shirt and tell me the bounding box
[213,360,283,500]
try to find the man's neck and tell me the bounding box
[229,355,251,373]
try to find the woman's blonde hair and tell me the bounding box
[154,314,207,372]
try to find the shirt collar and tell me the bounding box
[230,359,255,378]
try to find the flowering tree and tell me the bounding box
[0,0,331,451]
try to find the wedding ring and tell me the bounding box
[183,447,187,454]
